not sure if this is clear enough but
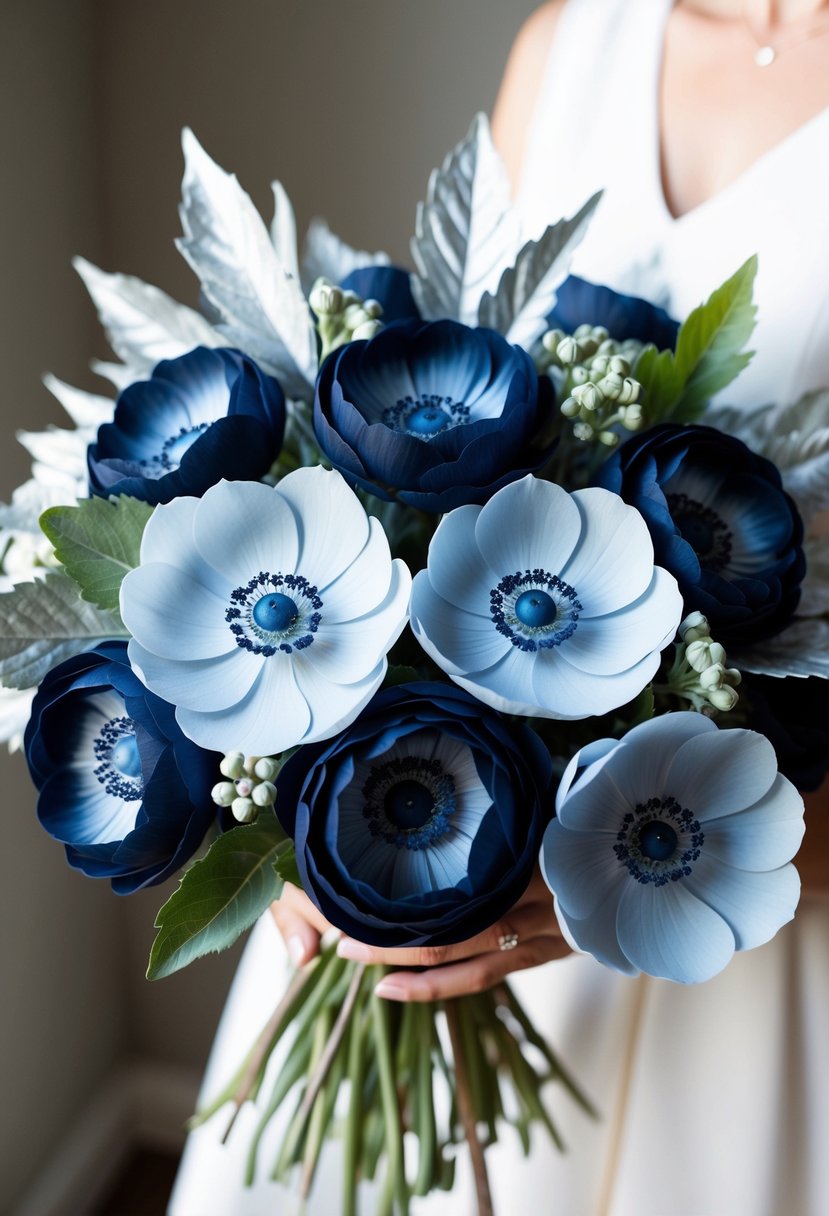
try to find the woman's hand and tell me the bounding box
[269,882,337,967]
[335,868,571,1002]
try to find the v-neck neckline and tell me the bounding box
[650,2,829,228]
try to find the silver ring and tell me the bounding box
[498,932,519,952]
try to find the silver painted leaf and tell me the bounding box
[74,257,222,371]
[176,128,317,399]
[43,374,113,430]
[733,618,829,679]
[0,570,126,690]
[270,180,300,283]
[410,113,522,325]
[301,217,390,294]
[478,192,602,349]
[90,360,142,391]
[799,535,829,617]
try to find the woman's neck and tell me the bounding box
[682,0,829,25]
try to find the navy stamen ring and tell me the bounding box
[614,795,704,886]
[382,394,470,440]
[666,492,733,573]
[362,756,457,850]
[225,571,322,655]
[490,568,582,651]
[139,422,210,475]
[93,715,143,800]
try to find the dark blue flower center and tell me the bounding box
[666,492,732,573]
[93,716,143,800]
[383,779,435,830]
[362,756,456,850]
[638,820,678,861]
[226,572,322,656]
[382,394,470,441]
[252,593,298,633]
[491,569,582,651]
[514,589,557,628]
[614,795,704,886]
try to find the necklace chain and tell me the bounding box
[742,7,829,66]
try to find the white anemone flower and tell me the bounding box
[410,475,682,719]
[120,468,411,754]
[542,713,804,983]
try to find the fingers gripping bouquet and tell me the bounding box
[3,114,825,1212]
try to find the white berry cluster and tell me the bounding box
[539,323,644,446]
[211,751,280,823]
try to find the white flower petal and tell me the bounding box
[541,817,625,919]
[701,773,805,870]
[686,856,800,951]
[292,657,387,744]
[561,489,660,614]
[192,480,299,585]
[308,558,410,681]
[121,563,235,660]
[425,505,495,613]
[531,646,662,719]
[410,573,511,675]
[563,568,681,674]
[663,729,780,821]
[176,657,311,754]
[603,713,717,810]
[554,761,634,832]
[552,889,637,976]
[277,466,371,589]
[616,880,736,984]
[321,519,396,622]
[474,476,583,580]
[127,640,262,712]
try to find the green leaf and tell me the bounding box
[672,254,758,418]
[147,817,296,980]
[40,495,154,617]
[0,569,127,689]
[633,256,758,424]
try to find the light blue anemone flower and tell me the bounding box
[541,713,805,983]
[410,475,683,719]
[120,468,411,754]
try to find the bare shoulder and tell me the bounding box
[492,1,567,192]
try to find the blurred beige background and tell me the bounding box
[0,1,538,1209]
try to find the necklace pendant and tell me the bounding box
[755,44,776,67]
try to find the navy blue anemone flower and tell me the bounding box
[88,346,286,505]
[595,424,805,644]
[314,319,555,512]
[339,266,420,325]
[546,275,679,350]
[275,682,553,948]
[25,641,218,893]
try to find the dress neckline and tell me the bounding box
[649,2,829,227]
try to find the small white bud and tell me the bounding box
[700,662,726,690]
[556,336,581,365]
[598,372,624,400]
[309,279,343,315]
[708,685,739,712]
[219,751,245,779]
[235,777,254,798]
[589,354,611,378]
[598,429,620,447]
[244,755,261,776]
[560,396,581,418]
[542,328,565,353]
[570,366,589,385]
[608,355,629,376]
[574,323,593,341]
[591,326,609,345]
[686,638,725,672]
[351,319,382,341]
[617,378,640,405]
[572,382,603,411]
[254,757,279,781]
[679,612,710,642]
[252,781,277,807]
[231,796,257,823]
[573,421,594,442]
[211,781,236,807]
[622,403,643,429]
[725,667,742,687]
[363,298,383,319]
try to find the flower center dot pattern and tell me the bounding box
[614,795,704,886]
[490,569,582,651]
[382,394,470,441]
[362,756,456,851]
[93,716,143,800]
[225,572,322,655]
[666,492,733,573]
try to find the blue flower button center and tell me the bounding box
[384,779,435,830]
[638,820,678,862]
[111,735,142,779]
[514,589,557,628]
[253,593,298,633]
[405,406,449,437]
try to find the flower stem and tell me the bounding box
[371,977,409,1215]
[445,998,494,1216]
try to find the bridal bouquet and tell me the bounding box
[4,115,828,1214]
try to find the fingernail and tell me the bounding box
[373,979,408,1001]
[287,935,307,966]
[336,938,372,962]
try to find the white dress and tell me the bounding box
[169,3,829,1213]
